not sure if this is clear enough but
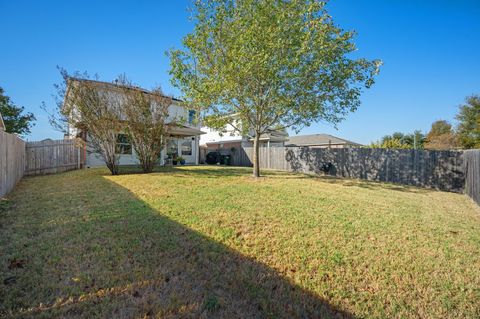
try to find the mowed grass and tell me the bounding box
[1,166,480,318]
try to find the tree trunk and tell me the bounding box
[106,161,119,175]
[141,156,154,173]
[253,133,260,178]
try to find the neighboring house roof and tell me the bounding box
[285,134,362,147]
[0,111,5,131]
[249,130,289,142]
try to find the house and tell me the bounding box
[0,112,5,131]
[285,134,362,148]
[65,79,205,167]
[200,114,288,154]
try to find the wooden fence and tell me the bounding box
[237,147,466,193]
[1,137,82,197]
[25,139,82,176]
[0,130,26,197]
[464,150,480,205]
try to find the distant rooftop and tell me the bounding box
[285,134,362,147]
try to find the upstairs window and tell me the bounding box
[116,134,132,155]
[188,110,196,125]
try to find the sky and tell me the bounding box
[0,0,479,144]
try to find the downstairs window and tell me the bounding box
[116,134,132,155]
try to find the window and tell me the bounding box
[116,134,132,155]
[188,110,196,125]
[167,140,178,158]
[181,140,192,156]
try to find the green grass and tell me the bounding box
[1,166,479,318]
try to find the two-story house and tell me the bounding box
[65,79,204,167]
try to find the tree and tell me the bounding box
[45,69,124,175]
[118,78,172,173]
[369,137,411,149]
[456,95,480,149]
[65,77,124,175]
[0,87,36,136]
[44,69,176,175]
[424,120,457,150]
[169,0,381,177]
[427,120,452,136]
[369,131,425,149]
[405,130,426,149]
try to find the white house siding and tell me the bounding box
[85,135,199,167]
[199,116,288,148]
[199,123,243,146]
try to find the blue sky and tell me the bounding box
[0,0,479,143]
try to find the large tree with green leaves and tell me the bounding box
[0,87,36,136]
[169,0,381,177]
[456,95,480,149]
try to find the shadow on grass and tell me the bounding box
[117,164,433,193]
[311,175,436,194]
[1,170,355,319]
[117,165,252,178]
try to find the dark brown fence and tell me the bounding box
[237,147,465,193]
[464,150,480,204]
[25,139,82,176]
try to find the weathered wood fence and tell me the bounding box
[1,137,82,197]
[464,150,480,205]
[0,130,26,197]
[25,139,81,176]
[237,147,466,193]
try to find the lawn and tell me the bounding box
[1,166,479,318]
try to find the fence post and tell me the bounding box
[267,142,270,169]
[77,146,81,169]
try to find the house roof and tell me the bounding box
[249,130,289,142]
[0,111,5,131]
[205,139,243,146]
[68,78,184,103]
[285,134,362,147]
[168,124,205,137]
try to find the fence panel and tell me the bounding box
[0,130,26,197]
[232,146,253,167]
[237,146,465,193]
[25,139,81,176]
[464,150,480,205]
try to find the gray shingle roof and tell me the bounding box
[69,78,183,103]
[285,134,362,147]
